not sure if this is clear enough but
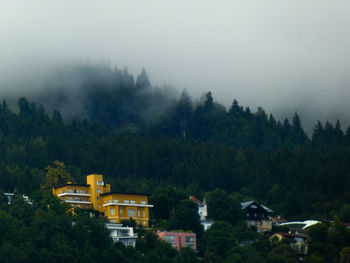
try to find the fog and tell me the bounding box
[1,0,350,131]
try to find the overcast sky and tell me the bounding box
[1,0,350,130]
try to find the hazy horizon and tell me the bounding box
[1,0,350,132]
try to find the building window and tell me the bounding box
[110,219,116,223]
[68,189,73,193]
[141,201,146,205]
[128,209,136,217]
[62,190,66,193]
[97,197,101,200]
[98,204,101,209]
[131,200,135,204]
[77,204,81,208]
[143,221,146,225]
[165,235,176,247]
[185,236,195,249]
[68,197,73,201]
[96,188,101,193]
[124,200,129,204]
[185,236,195,243]
[111,208,115,215]
[97,181,104,186]
[138,210,140,217]
[120,208,123,215]
[108,200,112,203]
[113,199,118,203]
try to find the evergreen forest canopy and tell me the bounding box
[0,63,349,221]
[0,63,350,263]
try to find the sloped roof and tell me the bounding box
[240,201,273,213]
[241,201,255,209]
[276,232,307,239]
[189,196,204,206]
[279,220,320,229]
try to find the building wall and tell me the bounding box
[87,174,111,210]
[53,184,91,209]
[102,193,150,227]
[247,219,272,232]
[156,231,196,250]
[53,174,152,227]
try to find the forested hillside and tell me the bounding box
[0,64,350,262]
[0,64,349,220]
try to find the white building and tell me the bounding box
[4,193,32,205]
[189,196,213,230]
[105,223,138,247]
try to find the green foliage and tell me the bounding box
[202,221,237,258]
[0,191,197,263]
[267,244,298,263]
[150,186,186,220]
[168,199,203,236]
[307,221,350,263]
[306,254,327,263]
[339,204,350,222]
[121,218,137,228]
[308,223,329,243]
[206,189,244,225]
[178,247,198,263]
[340,247,350,263]
[41,161,73,190]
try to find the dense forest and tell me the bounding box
[0,64,350,262]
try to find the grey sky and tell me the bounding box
[1,0,350,130]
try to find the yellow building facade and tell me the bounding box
[53,174,153,227]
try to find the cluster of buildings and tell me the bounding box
[3,174,322,254]
[52,174,153,227]
[51,174,320,255]
[52,174,153,247]
[188,196,320,256]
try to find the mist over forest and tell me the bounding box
[1,2,350,262]
[0,62,348,135]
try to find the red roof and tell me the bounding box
[189,196,204,206]
[277,232,307,239]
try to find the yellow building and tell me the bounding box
[52,182,92,209]
[53,174,153,227]
[100,192,151,227]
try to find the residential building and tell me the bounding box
[342,223,350,229]
[53,174,153,227]
[241,201,273,232]
[156,230,197,250]
[189,196,207,221]
[4,193,32,205]
[106,223,137,247]
[279,220,320,234]
[52,183,93,209]
[271,216,287,226]
[101,192,152,227]
[270,232,308,255]
[189,195,213,231]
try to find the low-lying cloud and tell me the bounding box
[1,0,350,132]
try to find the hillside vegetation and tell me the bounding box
[0,64,350,262]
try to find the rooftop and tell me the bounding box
[53,183,90,189]
[100,191,150,197]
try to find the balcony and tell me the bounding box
[58,193,90,197]
[103,202,153,208]
[65,200,92,204]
